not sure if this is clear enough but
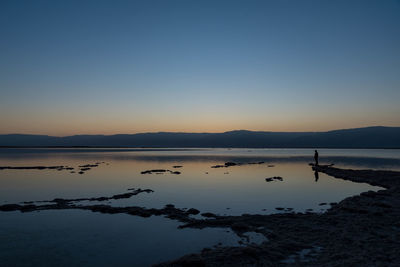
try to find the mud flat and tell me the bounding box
[156,165,400,266]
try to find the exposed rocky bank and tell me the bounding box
[156,165,400,266]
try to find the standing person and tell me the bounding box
[314,150,319,166]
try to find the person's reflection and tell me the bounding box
[314,170,319,182]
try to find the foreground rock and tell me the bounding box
[265,176,283,182]
[141,169,181,175]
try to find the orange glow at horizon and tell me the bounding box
[1,113,399,137]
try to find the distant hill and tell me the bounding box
[0,126,399,148]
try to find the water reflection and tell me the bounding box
[314,170,319,182]
[0,149,387,214]
[0,210,243,266]
[0,148,396,266]
[1,148,400,170]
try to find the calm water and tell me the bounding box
[0,148,399,266]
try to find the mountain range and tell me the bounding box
[0,126,399,148]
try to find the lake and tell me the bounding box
[0,148,399,266]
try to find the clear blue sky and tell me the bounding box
[1,0,399,135]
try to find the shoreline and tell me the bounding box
[156,165,400,266]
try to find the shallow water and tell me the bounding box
[0,148,398,266]
[0,210,245,267]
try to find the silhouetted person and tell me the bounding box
[314,150,319,166]
[314,170,319,182]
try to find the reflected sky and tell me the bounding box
[0,210,243,266]
[1,148,400,169]
[0,148,391,214]
[0,148,395,266]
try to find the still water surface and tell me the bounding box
[0,148,398,266]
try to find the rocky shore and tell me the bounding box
[156,165,400,266]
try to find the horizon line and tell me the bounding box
[1,125,398,138]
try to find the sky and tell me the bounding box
[0,0,399,136]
